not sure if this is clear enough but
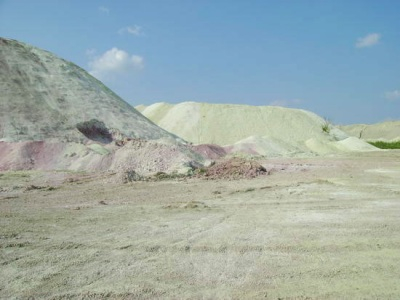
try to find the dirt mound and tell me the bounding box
[111,138,203,176]
[0,38,208,173]
[0,138,204,176]
[339,121,400,142]
[138,102,336,146]
[0,38,176,143]
[199,157,268,180]
[189,144,227,160]
[137,102,376,156]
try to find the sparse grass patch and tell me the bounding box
[0,171,31,179]
[321,118,331,134]
[183,201,209,209]
[195,167,207,175]
[24,185,57,192]
[368,140,400,149]
[152,172,187,180]
[163,201,210,210]
[231,187,257,194]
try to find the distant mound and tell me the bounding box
[137,102,377,156]
[339,121,400,142]
[0,38,174,143]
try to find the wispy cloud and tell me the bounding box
[85,48,97,57]
[88,47,143,80]
[99,6,110,14]
[269,99,302,107]
[355,33,381,48]
[118,25,144,36]
[385,90,400,101]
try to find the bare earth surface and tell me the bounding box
[1,151,400,299]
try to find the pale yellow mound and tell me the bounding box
[339,121,400,142]
[138,102,377,156]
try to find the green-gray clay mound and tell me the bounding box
[0,38,174,143]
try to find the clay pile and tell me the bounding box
[0,38,203,175]
[197,157,268,180]
[0,38,176,143]
[137,102,378,156]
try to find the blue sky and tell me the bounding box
[1,0,399,124]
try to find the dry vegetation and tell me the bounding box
[1,151,400,299]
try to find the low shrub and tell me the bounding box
[368,140,400,149]
[321,118,331,134]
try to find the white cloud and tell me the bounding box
[385,90,400,101]
[355,33,381,48]
[118,25,144,36]
[99,6,110,14]
[88,48,144,80]
[269,99,302,107]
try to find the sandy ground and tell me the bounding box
[1,151,400,299]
